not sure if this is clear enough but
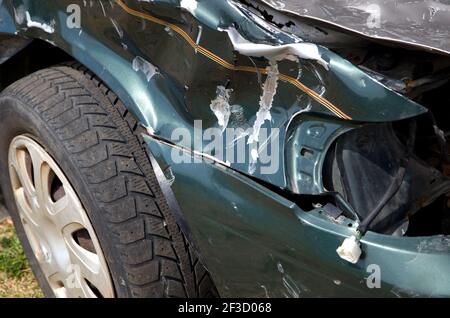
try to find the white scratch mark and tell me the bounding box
[146,126,155,135]
[99,0,106,16]
[209,86,233,131]
[282,276,301,298]
[277,262,284,274]
[13,5,25,25]
[195,25,203,53]
[248,60,279,145]
[132,56,159,82]
[260,285,270,298]
[250,148,259,162]
[110,18,123,38]
[25,11,54,33]
[180,0,197,14]
[226,28,329,70]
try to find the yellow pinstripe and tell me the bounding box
[116,0,352,120]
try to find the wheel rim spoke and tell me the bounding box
[9,148,36,209]
[63,224,113,298]
[10,149,34,197]
[26,144,47,210]
[15,187,36,226]
[47,190,91,232]
[8,135,115,298]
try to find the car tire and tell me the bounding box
[0,63,218,298]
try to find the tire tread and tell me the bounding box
[1,64,217,298]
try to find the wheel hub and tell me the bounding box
[8,135,115,298]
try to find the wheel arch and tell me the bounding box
[0,33,159,128]
[0,31,160,181]
[0,33,206,270]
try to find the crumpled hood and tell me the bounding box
[257,0,450,56]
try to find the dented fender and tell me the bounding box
[0,0,448,298]
[145,136,450,297]
[0,0,427,191]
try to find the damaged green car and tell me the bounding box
[0,0,449,298]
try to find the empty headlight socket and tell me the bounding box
[337,120,416,264]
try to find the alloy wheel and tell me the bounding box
[8,135,115,298]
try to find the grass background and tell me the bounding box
[0,218,42,297]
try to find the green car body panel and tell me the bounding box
[0,0,448,297]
